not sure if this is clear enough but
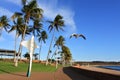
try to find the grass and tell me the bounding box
[0,61,58,74]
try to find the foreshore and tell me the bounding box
[72,65,120,80]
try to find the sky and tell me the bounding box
[0,0,120,61]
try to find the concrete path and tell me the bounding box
[0,67,95,80]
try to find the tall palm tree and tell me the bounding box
[50,36,65,63]
[9,14,30,66]
[61,45,72,65]
[18,0,43,58]
[0,15,10,36]
[46,14,65,65]
[11,0,43,67]
[38,30,48,60]
[21,0,43,39]
[9,16,23,63]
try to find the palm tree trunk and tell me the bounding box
[46,28,55,65]
[0,28,3,36]
[15,23,27,67]
[14,38,23,67]
[39,40,42,61]
[62,53,65,66]
[50,47,58,64]
[20,47,23,60]
[14,31,17,62]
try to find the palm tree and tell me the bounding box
[50,35,65,64]
[46,14,65,65]
[61,45,72,65]
[52,36,65,58]
[18,0,43,59]
[21,0,43,39]
[0,15,10,36]
[9,13,30,66]
[16,0,43,55]
[11,0,43,67]
[38,30,48,60]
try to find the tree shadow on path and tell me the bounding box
[0,69,26,77]
[63,67,95,80]
[63,67,120,80]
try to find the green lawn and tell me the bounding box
[0,61,58,74]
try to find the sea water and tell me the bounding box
[99,66,120,71]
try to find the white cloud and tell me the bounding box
[38,0,77,36]
[0,7,13,17]
[6,0,21,6]
[6,0,31,6]
[58,8,76,33]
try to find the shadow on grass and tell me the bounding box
[0,69,26,77]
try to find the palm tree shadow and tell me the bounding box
[0,69,26,77]
[63,67,84,80]
[63,67,94,80]
[63,67,120,80]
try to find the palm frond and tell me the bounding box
[48,25,53,32]
[28,0,37,9]
[59,27,64,31]
[11,12,23,20]
[8,26,16,33]
[47,20,54,24]
[0,15,10,32]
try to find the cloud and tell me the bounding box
[38,0,77,35]
[0,7,13,17]
[58,8,76,33]
[6,0,21,6]
[6,0,31,6]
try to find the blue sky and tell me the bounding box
[0,0,120,61]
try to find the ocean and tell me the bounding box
[99,66,120,71]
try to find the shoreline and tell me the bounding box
[72,65,120,80]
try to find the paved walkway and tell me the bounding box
[0,67,95,80]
